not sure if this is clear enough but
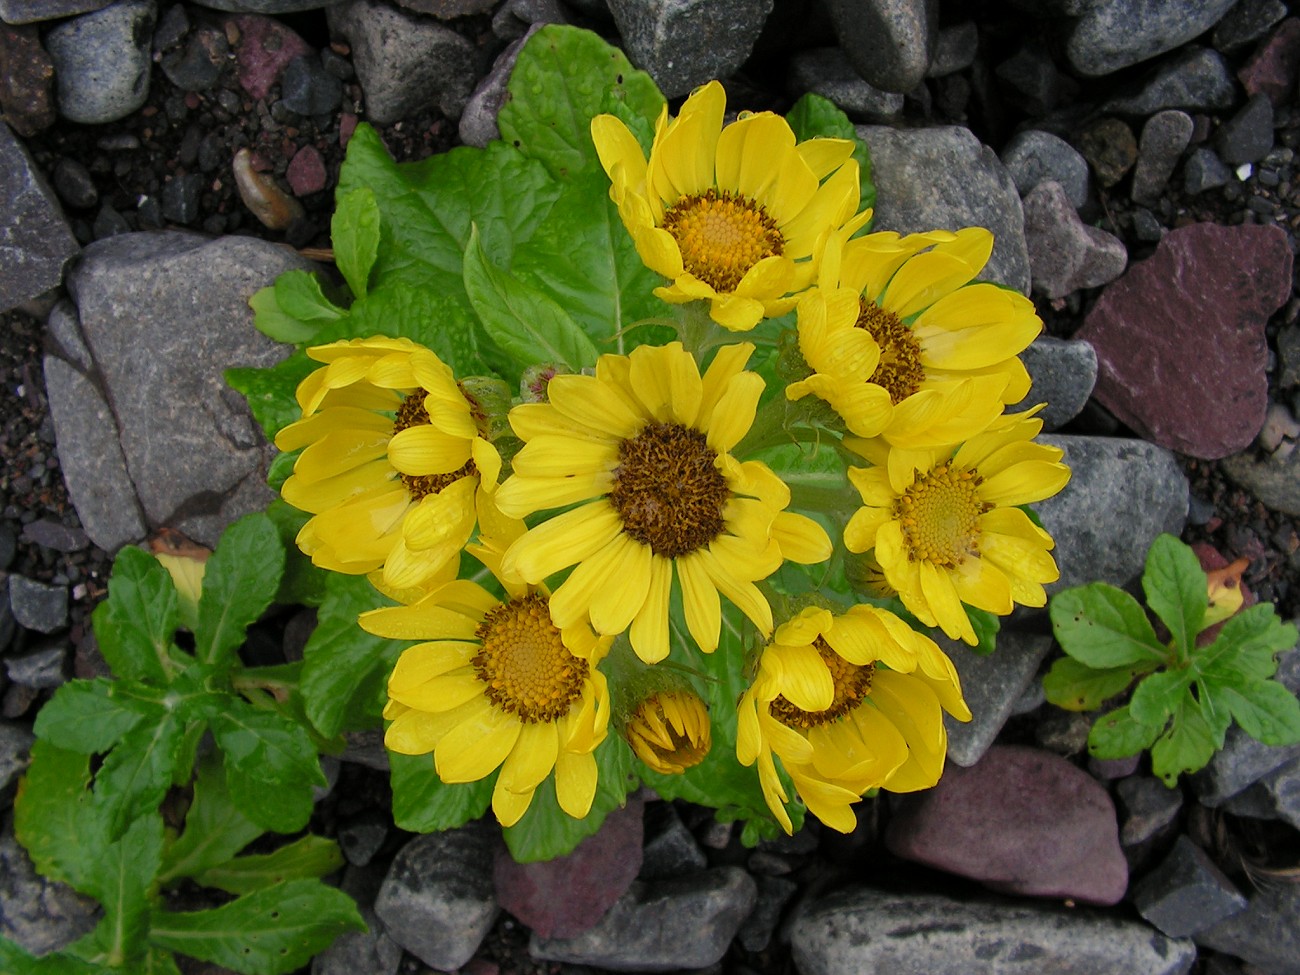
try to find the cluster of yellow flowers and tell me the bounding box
[275,82,1070,834]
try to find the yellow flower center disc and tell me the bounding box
[895,462,991,568]
[856,300,924,404]
[770,640,874,729]
[472,593,588,724]
[662,188,784,294]
[393,392,477,501]
[610,422,730,559]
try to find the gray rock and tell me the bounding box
[1212,0,1288,53]
[1131,110,1194,206]
[639,803,707,881]
[459,25,542,149]
[530,867,757,971]
[313,864,402,975]
[1102,46,1238,116]
[606,0,773,99]
[1132,836,1247,938]
[1001,129,1090,209]
[791,887,1197,975]
[8,576,68,634]
[856,124,1030,293]
[788,48,905,122]
[161,172,204,226]
[825,0,938,93]
[1065,0,1238,77]
[1116,775,1183,847]
[327,0,478,124]
[1131,206,1164,241]
[1023,180,1128,299]
[60,232,304,549]
[1035,435,1189,590]
[1183,145,1233,194]
[1222,442,1300,516]
[492,0,568,41]
[51,158,98,211]
[43,356,145,552]
[190,0,349,10]
[0,814,99,955]
[0,722,33,809]
[5,645,68,689]
[45,0,155,125]
[1262,755,1300,829]
[160,24,228,92]
[1013,336,1097,432]
[995,46,1078,118]
[338,811,388,867]
[737,875,797,953]
[280,54,344,117]
[1215,91,1275,166]
[0,123,78,313]
[1197,882,1300,973]
[928,20,978,77]
[942,631,1055,768]
[0,0,111,24]
[374,823,498,971]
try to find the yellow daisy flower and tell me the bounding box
[737,604,971,834]
[275,337,502,591]
[787,226,1041,449]
[843,411,1071,645]
[591,80,869,331]
[495,341,832,664]
[359,520,612,829]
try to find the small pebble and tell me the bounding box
[232,146,304,230]
[286,144,327,196]
[52,157,98,209]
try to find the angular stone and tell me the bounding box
[459,25,541,149]
[1013,336,1097,432]
[229,13,312,101]
[6,645,68,689]
[374,823,499,971]
[0,23,56,137]
[1238,17,1300,105]
[530,866,756,971]
[737,875,796,953]
[286,144,327,196]
[791,888,1197,975]
[393,0,496,14]
[1213,0,1288,53]
[929,20,978,77]
[1075,223,1292,460]
[941,631,1054,768]
[1023,180,1127,299]
[190,0,351,10]
[0,123,77,312]
[788,48,904,122]
[1215,91,1276,165]
[1132,836,1247,938]
[8,576,68,634]
[1102,46,1238,116]
[886,745,1128,905]
[1183,145,1233,194]
[45,0,155,125]
[1065,0,1237,77]
[825,0,937,93]
[0,1,111,24]
[1197,882,1300,973]
[1077,116,1138,188]
[639,802,706,881]
[1132,110,1194,206]
[1000,129,1090,208]
[0,722,33,808]
[0,815,99,955]
[856,124,1030,292]
[1116,775,1183,847]
[1035,435,1189,590]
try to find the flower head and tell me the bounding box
[737,604,970,834]
[843,411,1070,645]
[591,81,869,331]
[360,517,612,828]
[787,226,1040,450]
[623,689,711,775]
[275,337,502,591]
[494,341,831,664]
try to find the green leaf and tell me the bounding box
[94,712,185,841]
[264,498,327,608]
[389,752,493,833]
[1129,669,1194,728]
[1203,604,1298,679]
[463,223,599,379]
[335,283,492,377]
[1142,533,1208,657]
[249,284,322,345]
[159,753,263,885]
[14,741,99,891]
[93,546,179,683]
[1042,656,1150,712]
[1086,704,1161,760]
[225,352,317,443]
[499,24,665,181]
[274,270,345,325]
[332,187,381,300]
[786,91,877,216]
[86,812,165,966]
[1049,582,1168,669]
[0,939,102,974]
[211,700,325,834]
[1150,691,1225,785]
[194,513,286,670]
[149,879,365,975]
[965,605,1000,656]
[33,678,147,753]
[195,835,345,896]
[1218,679,1300,746]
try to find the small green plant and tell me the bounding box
[3,512,363,973]
[1045,533,1300,785]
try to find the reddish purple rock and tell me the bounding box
[493,796,645,939]
[230,14,311,102]
[1074,222,1292,460]
[286,145,327,197]
[1239,18,1300,106]
[885,745,1129,906]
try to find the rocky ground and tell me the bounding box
[3,0,1300,973]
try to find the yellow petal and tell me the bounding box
[629,555,674,664]
[554,748,599,819]
[498,720,560,795]
[436,706,521,783]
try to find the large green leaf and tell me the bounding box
[1049,582,1168,669]
[332,186,381,301]
[210,701,325,834]
[14,741,100,891]
[1216,679,1300,747]
[1150,690,1227,785]
[33,678,147,754]
[84,812,164,968]
[194,835,345,896]
[94,712,185,842]
[389,752,494,834]
[159,754,263,886]
[92,546,180,684]
[0,939,102,974]
[1142,534,1207,659]
[1086,704,1161,761]
[194,513,285,670]
[1041,656,1150,712]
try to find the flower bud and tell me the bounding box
[1205,556,1249,626]
[623,689,711,775]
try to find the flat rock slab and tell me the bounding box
[1076,222,1292,459]
[0,121,78,311]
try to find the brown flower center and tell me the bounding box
[393,391,477,501]
[895,462,991,568]
[662,188,784,294]
[609,422,730,559]
[769,639,874,730]
[856,300,924,404]
[473,593,588,724]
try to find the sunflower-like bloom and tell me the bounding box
[843,411,1071,645]
[623,689,711,775]
[495,341,831,664]
[359,517,612,828]
[275,337,502,591]
[737,605,971,834]
[591,81,869,331]
[787,226,1041,450]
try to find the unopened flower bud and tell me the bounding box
[1205,556,1249,626]
[623,689,711,775]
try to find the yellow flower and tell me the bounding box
[495,341,832,664]
[843,411,1071,645]
[737,605,971,834]
[623,689,711,775]
[787,226,1040,449]
[274,337,502,591]
[591,81,869,331]
[359,521,612,828]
